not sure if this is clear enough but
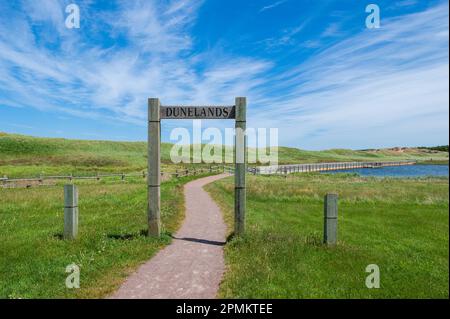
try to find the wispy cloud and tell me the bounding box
[0,0,270,126]
[259,0,288,13]
[321,22,344,38]
[249,2,449,149]
[0,1,448,149]
[258,20,309,48]
[391,0,418,8]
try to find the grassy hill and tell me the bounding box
[0,132,448,177]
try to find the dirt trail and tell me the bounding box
[111,173,229,299]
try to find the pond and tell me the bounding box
[324,164,449,178]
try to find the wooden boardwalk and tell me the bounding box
[253,160,417,175]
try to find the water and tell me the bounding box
[324,164,449,178]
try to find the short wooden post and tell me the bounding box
[148,98,161,237]
[235,97,247,236]
[64,184,78,240]
[324,193,338,245]
[1,175,7,188]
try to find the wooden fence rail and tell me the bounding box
[1,165,225,188]
[0,161,418,187]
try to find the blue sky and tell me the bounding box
[0,0,448,150]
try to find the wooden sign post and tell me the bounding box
[234,97,246,236]
[148,97,247,237]
[148,98,161,237]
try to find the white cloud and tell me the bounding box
[248,2,449,149]
[0,0,269,126]
[258,20,310,48]
[22,0,65,30]
[321,22,344,38]
[259,0,288,13]
[390,0,419,8]
[0,1,448,149]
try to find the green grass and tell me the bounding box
[1,132,448,177]
[419,145,449,152]
[206,173,449,298]
[0,132,165,177]
[273,147,449,165]
[0,174,210,298]
[1,132,448,299]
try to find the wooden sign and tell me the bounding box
[148,97,246,238]
[160,106,235,119]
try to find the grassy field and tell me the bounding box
[1,132,448,177]
[0,174,210,298]
[1,132,448,298]
[206,173,449,298]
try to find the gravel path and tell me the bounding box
[111,174,229,299]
